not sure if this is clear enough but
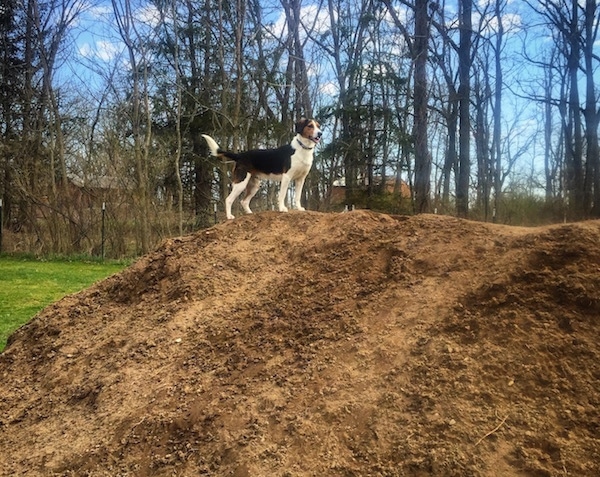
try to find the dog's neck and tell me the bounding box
[296,137,315,150]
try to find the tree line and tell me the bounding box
[0,0,599,256]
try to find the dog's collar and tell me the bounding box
[296,138,315,150]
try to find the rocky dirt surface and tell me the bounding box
[1,210,599,476]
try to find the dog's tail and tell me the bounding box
[201,134,223,157]
[202,134,244,164]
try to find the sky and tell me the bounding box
[67,1,529,89]
[67,0,535,93]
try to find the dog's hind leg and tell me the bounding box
[240,176,261,215]
[225,174,250,219]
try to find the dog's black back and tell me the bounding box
[221,145,295,177]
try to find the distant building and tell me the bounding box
[67,174,129,208]
[329,176,411,209]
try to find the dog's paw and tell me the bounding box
[296,206,306,211]
[227,214,235,220]
[279,205,289,213]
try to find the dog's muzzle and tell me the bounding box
[311,131,323,144]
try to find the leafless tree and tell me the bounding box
[111,0,154,253]
[456,0,472,218]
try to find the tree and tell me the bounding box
[412,0,431,213]
[111,0,153,253]
[0,0,89,253]
[282,0,312,117]
[491,0,506,221]
[456,0,472,218]
[383,0,432,213]
[323,0,371,202]
[155,0,185,235]
[0,0,21,226]
[583,0,600,216]
[429,0,459,211]
[527,0,600,219]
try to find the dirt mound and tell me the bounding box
[1,211,599,476]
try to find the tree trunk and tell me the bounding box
[171,0,184,235]
[456,0,472,218]
[413,0,431,213]
[544,49,556,201]
[584,0,600,216]
[492,0,504,221]
[568,0,584,217]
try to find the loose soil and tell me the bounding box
[1,211,599,476]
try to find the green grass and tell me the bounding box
[0,257,126,351]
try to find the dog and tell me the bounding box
[202,118,322,219]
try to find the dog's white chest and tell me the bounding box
[288,144,314,178]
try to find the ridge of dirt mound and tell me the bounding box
[1,210,599,476]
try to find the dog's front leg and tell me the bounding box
[278,175,291,212]
[293,176,306,211]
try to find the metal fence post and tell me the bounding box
[101,202,106,260]
[0,198,3,254]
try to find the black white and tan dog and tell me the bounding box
[202,118,322,219]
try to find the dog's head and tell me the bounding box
[295,118,322,144]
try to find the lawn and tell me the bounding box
[0,257,126,351]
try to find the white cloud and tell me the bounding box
[478,11,523,36]
[78,42,93,58]
[135,3,160,27]
[97,40,121,61]
[88,3,112,19]
[78,39,121,62]
[319,81,338,96]
[266,3,331,39]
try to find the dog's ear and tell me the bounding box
[295,117,309,134]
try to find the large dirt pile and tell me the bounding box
[1,211,599,476]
